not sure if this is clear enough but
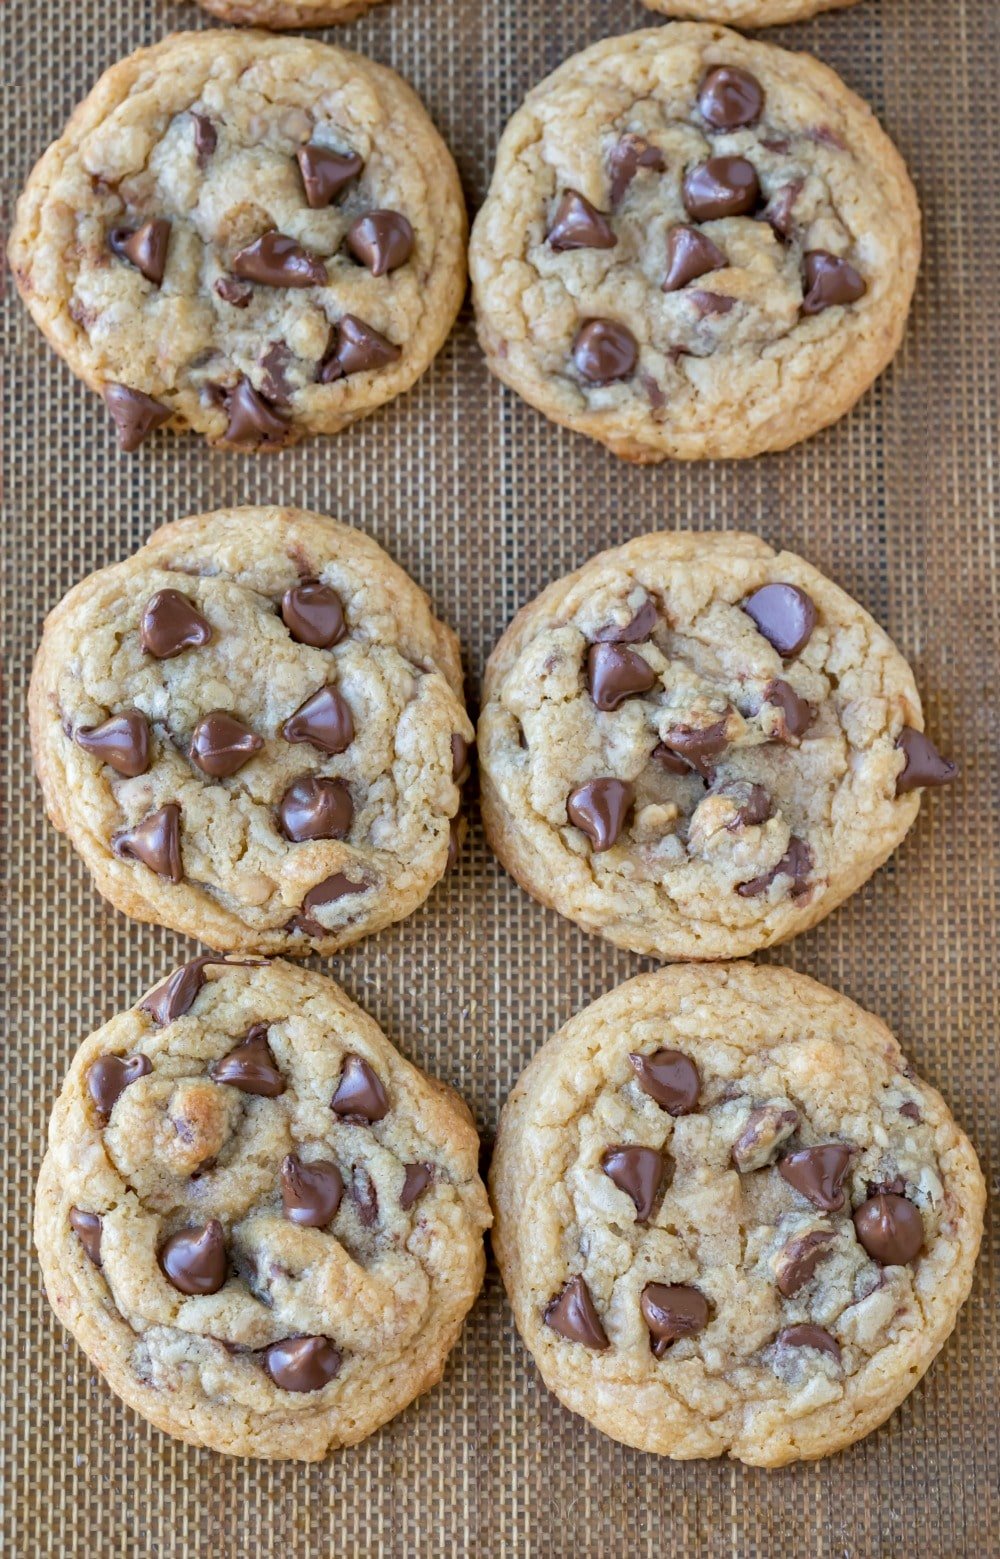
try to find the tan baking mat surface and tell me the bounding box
[2,0,998,1552]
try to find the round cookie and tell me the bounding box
[491,963,985,1465]
[29,507,473,954]
[8,31,466,452]
[469,24,919,462]
[478,531,957,961]
[35,957,491,1460]
[641,0,860,24]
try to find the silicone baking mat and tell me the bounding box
[2,0,997,1552]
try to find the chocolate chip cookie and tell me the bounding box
[491,963,984,1464]
[469,24,919,461]
[478,532,957,960]
[35,957,490,1459]
[642,0,860,23]
[193,0,389,27]
[8,31,466,451]
[29,507,473,953]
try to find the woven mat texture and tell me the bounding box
[2,0,998,1552]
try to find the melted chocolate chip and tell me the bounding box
[295,872,367,934]
[732,1104,798,1172]
[566,777,634,852]
[652,742,697,777]
[352,1165,379,1227]
[592,599,658,644]
[736,836,813,899]
[853,1193,924,1264]
[140,590,212,659]
[263,1336,341,1392]
[346,211,414,276]
[765,180,803,241]
[899,1101,922,1122]
[87,1052,152,1117]
[601,1145,663,1223]
[658,720,728,778]
[159,1220,227,1295]
[109,219,171,285]
[778,1324,841,1361]
[663,225,727,292]
[778,1144,854,1211]
[331,1055,389,1123]
[723,781,773,829]
[282,685,354,754]
[281,579,346,647]
[698,66,765,130]
[451,733,471,783]
[219,378,290,448]
[104,384,171,452]
[802,251,866,315]
[547,191,617,251]
[210,1025,285,1097]
[764,679,814,741]
[69,1208,103,1266]
[690,291,735,317]
[628,1049,700,1115]
[232,231,327,288]
[743,583,817,656]
[401,1162,433,1210]
[75,711,150,776]
[297,144,363,208]
[544,1275,609,1349]
[214,276,252,308]
[587,643,656,710]
[774,1228,836,1296]
[641,1283,708,1356]
[683,157,760,222]
[608,134,665,208]
[319,316,401,381]
[278,777,353,842]
[281,1154,344,1227]
[140,956,244,1026]
[895,727,958,794]
[572,319,638,384]
[259,342,295,406]
[113,804,182,882]
[191,113,216,167]
[189,711,263,778]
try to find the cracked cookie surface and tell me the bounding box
[478,531,957,961]
[469,24,919,461]
[35,958,491,1459]
[29,506,472,954]
[490,963,984,1464]
[8,31,466,451]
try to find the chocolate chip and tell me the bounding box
[263,1336,341,1392]
[663,225,727,292]
[113,803,182,882]
[451,733,471,783]
[853,1193,924,1264]
[544,1275,609,1349]
[652,742,697,777]
[802,251,866,315]
[346,211,414,276]
[331,1055,389,1123]
[319,316,401,381]
[732,1104,798,1171]
[566,778,634,852]
[690,291,735,317]
[547,191,617,251]
[278,777,353,842]
[281,1154,344,1227]
[587,643,656,710]
[140,956,241,1026]
[109,219,171,285]
[190,711,263,778]
[765,180,803,241]
[69,1208,103,1266]
[210,1025,285,1097]
[159,1220,227,1295]
[219,378,290,448]
[743,583,817,657]
[282,685,354,754]
[640,1283,708,1356]
[103,384,171,452]
[778,1144,854,1210]
[658,720,728,778]
[774,1228,836,1296]
[592,599,658,644]
[628,1049,700,1115]
[191,113,216,167]
[401,1162,433,1210]
[601,1145,663,1223]
[297,144,363,208]
[352,1165,379,1227]
[698,66,765,130]
[777,1324,841,1361]
[297,872,367,934]
[572,319,637,384]
[899,1101,922,1122]
[75,711,150,776]
[214,276,252,308]
[608,134,665,208]
[736,836,812,899]
[232,231,326,288]
[895,727,958,794]
[259,342,295,406]
[683,157,760,222]
[87,1052,152,1116]
[723,781,773,829]
[140,589,212,659]
[281,579,346,647]
[764,679,814,741]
